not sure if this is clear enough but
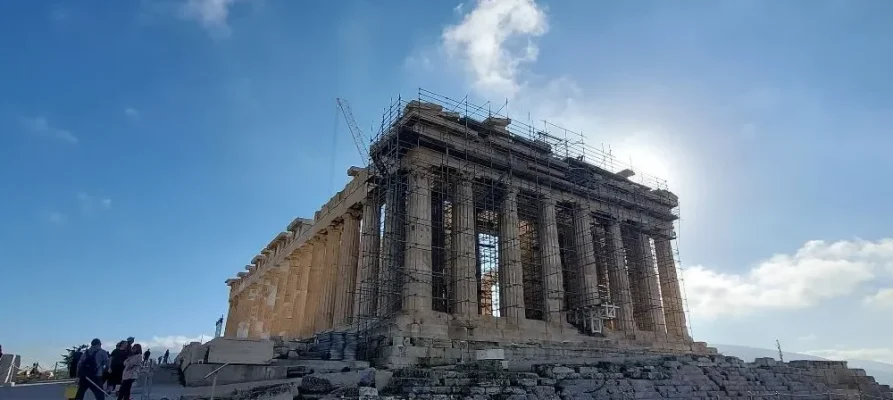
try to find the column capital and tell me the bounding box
[652,228,677,240]
[345,208,362,221]
[407,166,431,179]
[503,186,519,204]
[540,194,556,206]
[452,170,476,182]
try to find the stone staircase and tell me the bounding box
[151,364,182,386]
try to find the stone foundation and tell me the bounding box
[360,311,713,368]
[380,355,893,399]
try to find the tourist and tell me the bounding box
[74,338,109,400]
[106,341,128,392]
[117,344,143,400]
[143,348,151,363]
[162,349,170,364]
[69,348,82,379]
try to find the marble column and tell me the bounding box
[592,224,612,301]
[293,248,313,338]
[623,229,653,331]
[236,287,252,338]
[334,210,361,329]
[259,276,274,338]
[640,232,667,334]
[403,169,433,312]
[233,292,245,338]
[538,196,564,324]
[573,206,600,308]
[282,255,300,338]
[451,177,478,316]
[304,233,328,336]
[272,266,289,337]
[355,197,382,319]
[377,183,403,317]
[498,187,525,321]
[225,282,238,336]
[249,282,261,338]
[605,221,636,332]
[320,224,343,331]
[654,234,691,340]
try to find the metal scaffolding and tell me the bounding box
[350,88,691,359]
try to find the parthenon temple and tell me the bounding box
[224,90,711,367]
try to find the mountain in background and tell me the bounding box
[714,344,893,386]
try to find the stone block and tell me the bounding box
[475,348,505,360]
[182,363,287,387]
[358,386,379,399]
[206,337,274,365]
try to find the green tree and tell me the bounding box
[60,344,87,370]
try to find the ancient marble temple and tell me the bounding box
[224,96,708,366]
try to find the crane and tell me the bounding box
[336,98,370,166]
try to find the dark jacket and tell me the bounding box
[110,348,127,367]
[68,351,82,378]
[76,346,109,377]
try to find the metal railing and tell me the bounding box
[202,363,231,400]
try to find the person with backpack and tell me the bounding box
[75,338,110,400]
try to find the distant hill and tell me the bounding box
[714,344,893,386]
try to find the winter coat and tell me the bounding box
[122,354,143,381]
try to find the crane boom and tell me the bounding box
[336,98,369,166]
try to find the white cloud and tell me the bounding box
[683,239,893,320]
[179,0,246,36]
[428,0,676,186]
[22,116,78,144]
[138,334,212,352]
[804,348,893,364]
[125,107,140,120]
[442,0,548,99]
[863,288,893,308]
[77,192,112,214]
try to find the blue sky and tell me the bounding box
[2,0,893,366]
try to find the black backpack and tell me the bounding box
[79,350,97,378]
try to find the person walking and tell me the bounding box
[162,349,169,365]
[75,338,110,400]
[117,344,143,400]
[68,348,83,379]
[142,349,151,363]
[107,341,128,392]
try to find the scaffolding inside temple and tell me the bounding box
[349,88,690,359]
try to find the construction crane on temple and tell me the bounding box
[336,98,370,166]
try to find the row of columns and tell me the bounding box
[350,169,689,340]
[225,209,363,340]
[225,166,689,342]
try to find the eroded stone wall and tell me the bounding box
[381,356,892,400]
